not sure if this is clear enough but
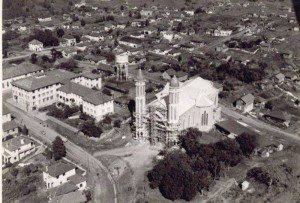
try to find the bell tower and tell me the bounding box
[135,69,146,140]
[168,75,180,144]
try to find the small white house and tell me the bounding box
[28,39,44,52]
[2,136,36,166]
[43,162,76,189]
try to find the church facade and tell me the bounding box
[134,69,221,144]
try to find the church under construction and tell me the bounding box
[134,69,221,145]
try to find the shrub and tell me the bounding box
[81,121,103,138]
[113,120,122,128]
[52,136,66,161]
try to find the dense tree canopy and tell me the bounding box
[28,29,59,47]
[236,132,257,157]
[52,136,66,161]
[148,127,257,201]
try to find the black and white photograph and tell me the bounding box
[1,0,300,202]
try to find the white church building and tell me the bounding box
[134,69,221,144]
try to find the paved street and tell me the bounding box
[4,101,117,203]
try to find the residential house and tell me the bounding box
[83,55,107,65]
[161,31,174,42]
[2,62,44,91]
[184,10,195,16]
[2,136,36,165]
[140,10,153,17]
[119,36,143,48]
[213,29,233,36]
[73,72,102,89]
[38,16,52,22]
[234,93,255,113]
[59,37,77,47]
[28,39,43,52]
[62,47,77,58]
[273,73,285,84]
[43,162,76,189]
[2,105,19,140]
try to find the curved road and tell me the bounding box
[4,101,117,203]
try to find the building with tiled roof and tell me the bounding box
[2,136,36,165]
[11,69,113,121]
[2,105,19,140]
[235,93,255,113]
[49,190,87,203]
[28,39,43,51]
[2,62,44,91]
[43,161,76,189]
[119,36,143,48]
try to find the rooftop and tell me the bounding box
[49,190,87,203]
[3,105,10,116]
[46,161,75,177]
[58,82,95,98]
[83,91,113,106]
[119,36,143,45]
[2,120,18,132]
[3,62,43,80]
[3,136,34,152]
[12,70,78,92]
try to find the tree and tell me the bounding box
[52,136,66,161]
[145,19,149,26]
[23,165,32,176]
[73,35,81,43]
[113,120,122,128]
[128,100,135,118]
[81,19,86,26]
[236,132,257,157]
[42,55,50,63]
[56,28,65,38]
[22,125,29,135]
[129,11,132,17]
[30,53,38,64]
[102,88,112,96]
[265,101,274,110]
[81,121,103,137]
[103,115,112,125]
[179,128,202,155]
[51,48,57,59]
[120,5,124,10]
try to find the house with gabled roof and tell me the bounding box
[43,161,76,189]
[264,111,291,127]
[28,39,43,52]
[2,136,36,166]
[234,93,255,113]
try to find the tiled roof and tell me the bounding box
[46,162,75,177]
[29,39,43,45]
[3,136,34,152]
[50,190,87,203]
[68,174,86,185]
[51,182,78,197]
[120,36,143,45]
[81,72,102,80]
[2,120,18,132]
[240,93,255,104]
[215,119,257,136]
[265,111,291,121]
[58,82,95,98]
[12,70,78,92]
[83,91,113,106]
[3,62,43,80]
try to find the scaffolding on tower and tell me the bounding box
[145,105,168,144]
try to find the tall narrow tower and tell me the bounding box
[115,52,129,81]
[135,68,146,140]
[168,75,180,144]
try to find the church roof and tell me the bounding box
[151,77,218,117]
